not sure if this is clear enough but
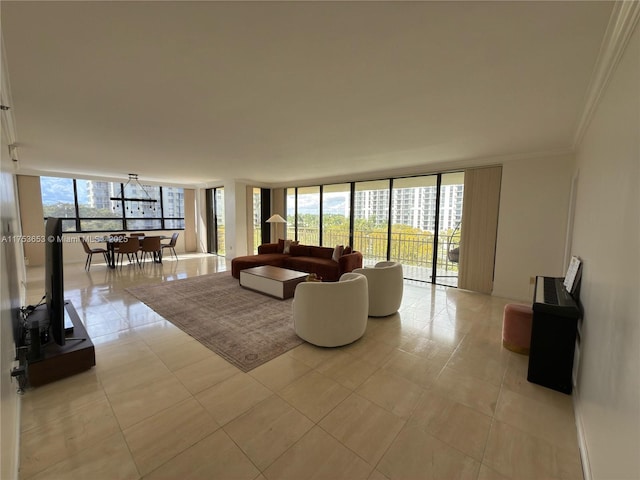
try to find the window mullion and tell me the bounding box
[73,179,81,232]
[160,186,165,230]
[120,183,127,230]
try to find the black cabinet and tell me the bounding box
[527,310,579,394]
[27,302,95,387]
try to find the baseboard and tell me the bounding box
[573,385,592,480]
[14,394,21,479]
[490,289,529,303]
[2,379,22,480]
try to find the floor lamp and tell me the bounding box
[266,214,287,242]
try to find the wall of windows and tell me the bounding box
[284,173,465,286]
[40,176,185,232]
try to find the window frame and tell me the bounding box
[283,171,465,286]
[41,176,185,233]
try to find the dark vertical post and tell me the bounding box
[318,185,324,246]
[294,188,299,242]
[205,189,214,253]
[261,188,271,245]
[120,183,127,231]
[432,174,443,283]
[159,187,165,230]
[386,178,394,261]
[349,183,356,248]
[72,179,81,232]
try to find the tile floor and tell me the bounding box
[18,254,584,480]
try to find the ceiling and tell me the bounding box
[1,1,614,187]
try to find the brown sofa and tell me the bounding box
[231,242,363,282]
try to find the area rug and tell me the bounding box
[125,272,302,372]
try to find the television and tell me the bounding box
[45,217,66,346]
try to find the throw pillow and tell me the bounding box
[332,244,344,262]
[343,246,352,255]
[283,239,296,254]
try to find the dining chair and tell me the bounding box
[128,233,145,249]
[140,236,162,264]
[79,236,109,271]
[161,232,179,260]
[105,234,127,268]
[114,237,141,268]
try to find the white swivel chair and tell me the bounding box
[292,273,369,347]
[353,261,403,317]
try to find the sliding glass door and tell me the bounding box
[389,176,438,282]
[353,180,390,267]
[321,183,351,248]
[296,186,320,245]
[206,187,225,255]
[286,188,296,240]
[433,172,464,286]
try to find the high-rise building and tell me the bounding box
[353,184,463,232]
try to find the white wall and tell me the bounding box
[493,153,574,301]
[224,180,249,258]
[2,36,25,479]
[0,167,24,479]
[572,22,639,480]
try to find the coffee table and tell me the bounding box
[239,265,308,299]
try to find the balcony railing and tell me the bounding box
[287,227,461,286]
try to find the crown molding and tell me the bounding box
[573,1,640,148]
[260,148,575,189]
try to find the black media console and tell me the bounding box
[25,302,96,387]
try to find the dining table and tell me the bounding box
[95,234,168,268]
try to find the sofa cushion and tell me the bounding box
[290,244,311,257]
[309,246,334,259]
[343,245,352,255]
[284,257,341,282]
[258,243,280,254]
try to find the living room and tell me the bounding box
[1,2,638,479]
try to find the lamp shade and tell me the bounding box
[266,214,286,223]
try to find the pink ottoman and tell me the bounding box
[502,303,533,355]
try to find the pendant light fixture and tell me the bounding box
[110,173,158,213]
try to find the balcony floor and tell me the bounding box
[362,261,459,288]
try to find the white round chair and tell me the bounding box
[353,261,403,317]
[292,272,369,347]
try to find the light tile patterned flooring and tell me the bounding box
[19,254,583,479]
